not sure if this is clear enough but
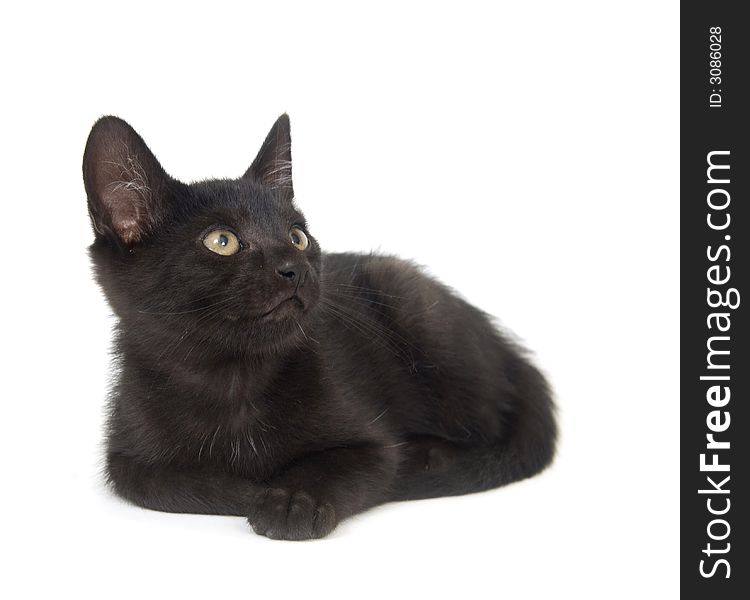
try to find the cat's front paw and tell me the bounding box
[247,488,337,540]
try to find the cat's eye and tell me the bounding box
[290,226,309,251]
[203,229,241,256]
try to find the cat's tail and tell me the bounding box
[390,357,558,501]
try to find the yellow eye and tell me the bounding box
[203,229,241,256]
[290,226,309,251]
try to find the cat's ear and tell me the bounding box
[243,114,293,198]
[83,116,172,246]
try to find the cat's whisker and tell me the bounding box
[181,307,235,362]
[383,441,410,449]
[138,294,238,316]
[319,301,415,365]
[320,302,393,345]
[257,431,268,454]
[292,318,318,344]
[293,318,308,341]
[208,424,222,458]
[324,282,405,299]
[366,408,389,427]
[321,298,420,354]
[245,430,258,456]
[147,296,244,367]
[324,289,401,311]
[156,289,240,308]
[197,430,210,461]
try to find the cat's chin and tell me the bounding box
[218,295,316,355]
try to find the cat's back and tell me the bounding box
[321,251,443,307]
[318,251,502,371]
[320,251,489,328]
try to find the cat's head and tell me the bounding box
[84,115,321,358]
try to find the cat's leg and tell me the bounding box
[106,452,259,516]
[393,352,557,501]
[390,423,555,501]
[247,445,399,540]
[389,435,484,500]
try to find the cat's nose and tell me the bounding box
[276,261,308,287]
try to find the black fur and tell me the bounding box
[84,114,557,540]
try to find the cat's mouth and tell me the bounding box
[260,294,305,320]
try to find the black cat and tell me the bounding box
[84,114,557,540]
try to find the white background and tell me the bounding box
[0,2,679,598]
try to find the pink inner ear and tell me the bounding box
[115,215,143,245]
[104,183,148,244]
[99,151,155,244]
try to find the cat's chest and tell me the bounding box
[158,360,319,477]
[187,401,281,478]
